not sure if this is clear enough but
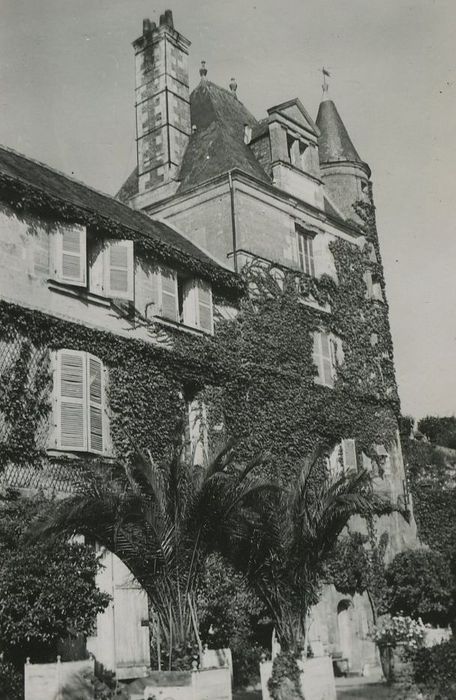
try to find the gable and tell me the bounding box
[268,98,319,138]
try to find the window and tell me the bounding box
[313,331,341,388]
[90,239,134,301]
[52,349,108,454]
[154,268,214,334]
[34,225,134,301]
[54,224,87,287]
[296,225,315,277]
[327,439,358,476]
[364,270,383,302]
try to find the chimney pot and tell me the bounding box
[229,77,238,97]
[143,18,151,34]
[164,9,174,27]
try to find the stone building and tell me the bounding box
[0,6,418,682]
[117,9,419,674]
[0,144,241,677]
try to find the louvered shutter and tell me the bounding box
[160,268,178,321]
[196,280,213,333]
[320,332,334,387]
[87,354,104,454]
[56,350,87,450]
[105,240,134,300]
[34,229,50,277]
[55,225,86,286]
[342,439,357,472]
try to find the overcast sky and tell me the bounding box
[0,0,455,420]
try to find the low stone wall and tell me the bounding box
[260,656,336,700]
[128,667,232,700]
[24,657,94,700]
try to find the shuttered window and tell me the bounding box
[342,438,358,472]
[313,331,334,387]
[55,225,87,287]
[182,278,214,334]
[53,350,107,454]
[312,332,343,388]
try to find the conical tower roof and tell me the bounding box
[316,97,363,165]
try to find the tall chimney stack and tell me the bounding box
[133,10,191,199]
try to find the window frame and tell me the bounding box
[295,225,316,277]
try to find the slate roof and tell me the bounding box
[117,80,272,201]
[316,98,364,165]
[0,145,240,290]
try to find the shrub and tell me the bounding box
[385,550,454,626]
[371,615,426,652]
[418,416,456,449]
[413,638,456,697]
[0,660,23,700]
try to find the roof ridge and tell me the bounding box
[0,143,117,202]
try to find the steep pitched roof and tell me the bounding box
[0,145,241,292]
[117,80,271,201]
[316,98,363,164]
[179,81,270,191]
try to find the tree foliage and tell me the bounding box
[31,443,271,668]
[385,549,454,626]
[0,490,110,664]
[418,416,456,449]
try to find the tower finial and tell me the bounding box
[321,67,330,98]
[199,60,207,80]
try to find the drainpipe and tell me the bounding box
[228,170,238,272]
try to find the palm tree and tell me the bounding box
[31,441,271,669]
[226,444,393,699]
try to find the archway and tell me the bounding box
[337,599,354,668]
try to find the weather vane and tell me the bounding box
[321,67,331,95]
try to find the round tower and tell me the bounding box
[316,90,371,223]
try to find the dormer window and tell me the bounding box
[295,224,315,277]
[287,135,307,170]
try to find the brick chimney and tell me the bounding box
[133,10,191,198]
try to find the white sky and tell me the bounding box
[0,0,455,420]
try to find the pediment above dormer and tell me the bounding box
[267,98,320,139]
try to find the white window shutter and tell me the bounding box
[159,268,179,321]
[342,439,357,472]
[320,332,334,387]
[196,280,213,334]
[55,350,87,450]
[105,240,134,300]
[87,354,104,454]
[34,229,50,277]
[55,224,87,287]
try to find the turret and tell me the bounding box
[316,87,371,222]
